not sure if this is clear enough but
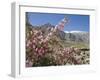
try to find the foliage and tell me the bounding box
[26,26,89,67]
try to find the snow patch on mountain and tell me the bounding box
[64,31,88,33]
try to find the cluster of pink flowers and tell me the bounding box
[26,28,53,67]
[27,30,48,54]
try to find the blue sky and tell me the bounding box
[26,12,89,32]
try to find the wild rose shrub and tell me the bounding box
[26,27,89,67]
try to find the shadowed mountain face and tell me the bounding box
[64,32,89,43]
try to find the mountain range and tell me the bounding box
[29,23,89,44]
